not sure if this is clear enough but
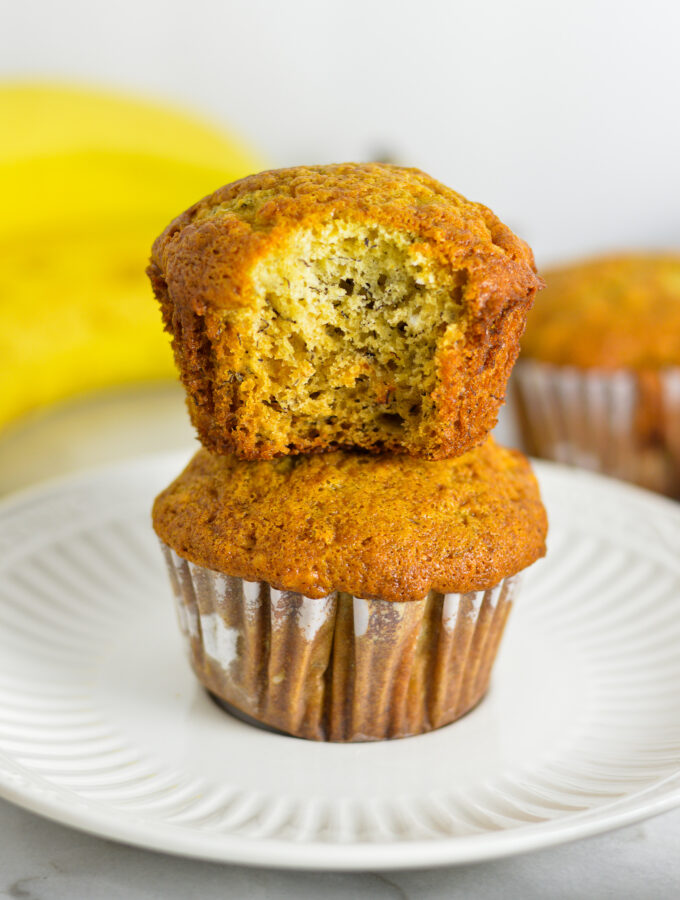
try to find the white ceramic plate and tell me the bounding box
[0,453,679,871]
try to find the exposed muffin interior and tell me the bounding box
[150,163,542,459]
[237,221,465,447]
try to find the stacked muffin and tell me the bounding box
[148,163,548,741]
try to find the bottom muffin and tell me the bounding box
[153,440,547,742]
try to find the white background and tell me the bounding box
[2,0,680,268]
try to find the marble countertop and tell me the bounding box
[1,798,679,899]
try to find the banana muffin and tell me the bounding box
[153,439,547,741]
[516,253,680,496]
[148,163,542,460]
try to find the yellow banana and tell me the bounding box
[1,83,264,429]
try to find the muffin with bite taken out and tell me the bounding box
[148,163,542,461]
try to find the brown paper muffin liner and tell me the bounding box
[160,543,519,742]
[514,360,680,498]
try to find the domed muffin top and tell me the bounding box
[522,253,680,369]
[152,439,547,602]
[150,162,540,320]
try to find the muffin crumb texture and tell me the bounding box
[236,222,464,450]
[149,163,541,459]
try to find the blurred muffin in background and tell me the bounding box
[0,83,263,432]
[515,253,680,497]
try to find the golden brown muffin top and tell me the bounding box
[153,439,547,602]
[149,162,540,324]
[522,253,680,369]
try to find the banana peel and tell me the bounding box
[0,83,264,430]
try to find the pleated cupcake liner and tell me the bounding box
[161,543,519,742]
[514,360,680,498]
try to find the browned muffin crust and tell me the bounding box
[152,438,547,602]
[149,163,542,459]
[522,253,680,369]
